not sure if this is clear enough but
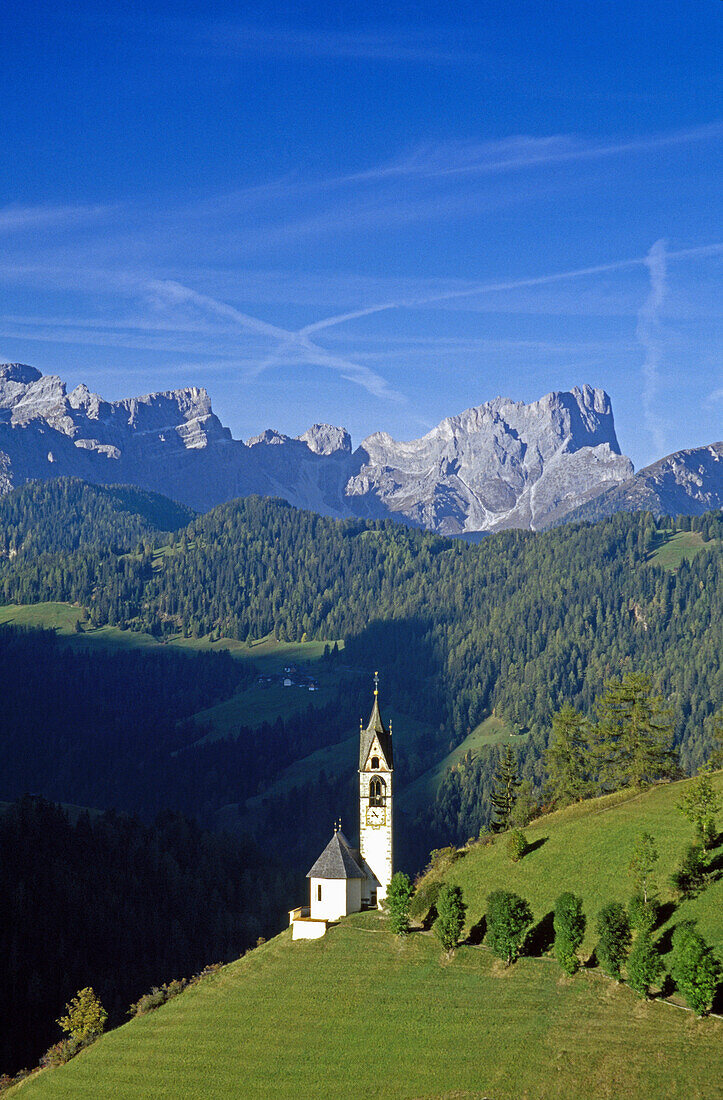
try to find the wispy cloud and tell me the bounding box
[0,203,112,235]
[198,21,472,64]
[338,123,723,185]
[636,240,668,455]
[708,388,723,404]
[146,280,405,402]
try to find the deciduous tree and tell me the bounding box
[671,923,721,1016]
[433,884,466,954]
[386,872,414,936]
[595,903,631,980]
[486,891,533,966]
[57,987,107,1043]
[677,767,720,850]
[553,893,586,975]
[626,930,662,998]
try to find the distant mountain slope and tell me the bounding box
[12,777,723,1100]
[561,442,723,524]
[0,364,634,531]
[0,478,194,557]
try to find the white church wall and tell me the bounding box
[345,877,362,914]
[310,877,348,921]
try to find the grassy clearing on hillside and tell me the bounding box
[13,915,722,1100]
[400,715,521,815]
[648,530,709,569]
[429,774,723,958]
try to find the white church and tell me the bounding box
[289,673,393,939]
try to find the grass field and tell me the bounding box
[648,530,710,569]
[12,775,723,1100]
[400,715,521,815]
[431,773,723,959]
[13,913,722,1100]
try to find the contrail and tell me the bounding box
[636,240,667,456]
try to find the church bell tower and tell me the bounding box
[359,672,393,901]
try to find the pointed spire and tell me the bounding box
[374,670,379,697]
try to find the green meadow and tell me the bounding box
[429,773,723,958]
[647,529,710,570]
[12,775,723,1100]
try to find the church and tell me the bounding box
[289,673,393,940]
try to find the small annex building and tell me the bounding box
[290,673,393,940]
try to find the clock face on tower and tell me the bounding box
[366,805,386,827]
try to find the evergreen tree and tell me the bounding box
[626,931,663,999]
[546,705,592,805]
[386,872,414,936]
[553,893,586,975]
[433,885,466,954]
[671,923,721,1016]
[595,903,631,980]
[486,891,533,965]
[593,672,675,789]
[490,746,521,832]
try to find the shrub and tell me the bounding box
[386,872,414,936]
[506,830,528,863]
[433,885,466,953]
[671,922,721,1016]
[409,880,441,923]
[595,903,631,980]
[486,891,534,965]
[129,978,190,1017]
[426,846,460,874]
[626,930,663,998]
[40,1037,86,1068]
[57,987,107,1042]
[627,893,659,933]
[553,893,586,975]
[670,844,708,899]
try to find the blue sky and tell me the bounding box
[1,0,721,469]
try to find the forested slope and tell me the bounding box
[1,482,720,777]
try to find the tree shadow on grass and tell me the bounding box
[466,915,486,945]
[523,836,548,857]
[526,910,555,956]
[654,900,676,932]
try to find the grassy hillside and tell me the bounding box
[425,774,723,958]
[11,777,723,1100]
[647,529,710,569]
[400,714,521,815]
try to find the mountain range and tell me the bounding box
[0,363,720,533]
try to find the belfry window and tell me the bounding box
[369,775,386,807]
[371,756,379,769]
[317,885,322,901]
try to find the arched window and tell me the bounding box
[369,775,386,807]
[371,756,379,769]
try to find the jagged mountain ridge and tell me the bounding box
[561,442,723,524]
[2,361,705,533]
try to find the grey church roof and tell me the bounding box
[307,830,366,880]
[359,694,394,770]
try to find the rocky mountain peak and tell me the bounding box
[298,424,352,456]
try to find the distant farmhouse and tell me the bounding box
[290,673,393,939]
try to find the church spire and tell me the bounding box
[359,670,393,769]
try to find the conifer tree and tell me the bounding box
[546,705,592,805]
[593,672,675,789]
[490,745,521,832]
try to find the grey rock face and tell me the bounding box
[562,442,723,524]
[0,365,642,530]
